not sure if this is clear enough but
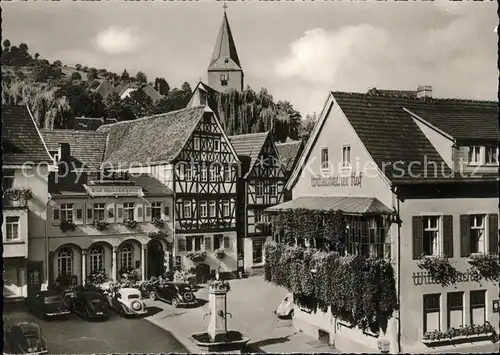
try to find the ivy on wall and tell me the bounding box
[264,241,398,333]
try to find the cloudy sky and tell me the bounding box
[3,1,498,116]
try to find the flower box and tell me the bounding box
[94,220,109,231]
[3,188,33,207]
[124,219,138,230]
[214,248,226,260]
[60,221,76,232]
[423,332,494,346]
[422,322,496,346]
[152,218,165,229]
[186,250,206,262]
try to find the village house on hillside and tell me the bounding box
[97,105,241,282]
[228,132,287,272]
[3,106,52,300]
[266,86,499,354]
[94,71,163,103]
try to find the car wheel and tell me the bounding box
[288,309,294,318]
[171,299,179,308]
[149,291,157,301]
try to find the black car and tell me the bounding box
[71,291,109,320]
[148,281,197,308]
[26,290,70,319]
[5,322,48,354]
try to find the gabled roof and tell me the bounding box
[2,106,52,165]
[229,132,269,178]
[98,106,207,168]
[276,140,304,173]
[266,196,393,215]
[94,79,114,98]
[40,129,108,171]
[208,11,242,71]
[140,84,164,103]
[287,90,499,189]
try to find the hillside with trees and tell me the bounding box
[1,40,306,142]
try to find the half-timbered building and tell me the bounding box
[276,139,305,201]
[98,106,241,282]
[229,132,287,271]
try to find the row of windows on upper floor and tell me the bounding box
[466,146,498,166]
[192,136,221,151]
[319,145,500,171]
[177,164,235,182]
[178,200,232,219]
[423,290,488,334]
[413,214,498,259]
[52,201,171,225]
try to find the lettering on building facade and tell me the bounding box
[311,172,363,188]
[84,185,144,197]
[412,270,481,286]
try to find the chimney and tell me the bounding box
[58,143,71,161]
[417,85,432,98]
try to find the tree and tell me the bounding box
[19,43,29,53]
[82,66,89,72]
[128,88,154,117]
[3,39,11,49]
[301,113,317,138]
[135,71,148,84]
[70,72,82,81]
[34,53,40,60]
[75,63,82,70]
[53,60,62,67]
[181,81,192,93]
[87,68,98,81]
[104,92,136,121]
[154,77,170,96]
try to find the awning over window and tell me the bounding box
[266,196,394,215]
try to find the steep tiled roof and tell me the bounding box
[98,106,206,168]
[408,108,499,141]
[140,84,164,103]
[266,196,393,215]
[41,129,107,170]
[129,174,174,196]
[2,106,52,165]
[276,140,304,174]
[74,117,118,131]
[208,11,242,71]
[229,132,269,178]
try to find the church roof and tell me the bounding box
[208,11,242,71]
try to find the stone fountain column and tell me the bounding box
[208,275,229,342]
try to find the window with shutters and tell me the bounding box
[423,216,440,256]
[447,292,464,329]
[252,239,264,264]
[470,290,486,325]
[468,146,482,165]
[123,202,135,220]
[470,215,485,254]
[93,203,105,221]
[214,234,223,250]
[61,204,74,223]
[199,201,208,218]
[209,201,216,218]
[151,202,162,220]
[423,293,441,333]
[183,201,192,218]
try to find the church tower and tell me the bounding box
[207,5,244,93]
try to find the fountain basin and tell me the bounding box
[189,331,250,354]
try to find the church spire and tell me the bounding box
[208,4,242,71]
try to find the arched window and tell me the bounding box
[57,247,73,276]
[89,245,104,273]
[119,243,134,272]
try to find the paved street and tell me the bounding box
[143,276,337,353]
[3,302,188,354]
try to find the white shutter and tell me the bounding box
[135,203,144,222]
[74,203,84,225]
[106,203,115,223]
[145,202,152,222]
[116,203,124,223]
[163,201,171,221]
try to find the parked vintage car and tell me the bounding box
[71,291,109,320]
[148,281,198,308]
[105,287,148,316]
[275,293,294,318]
[26,291,70,319]
[4,322,48,354]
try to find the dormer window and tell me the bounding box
[486,146,499,165]
[468,146,481,165]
